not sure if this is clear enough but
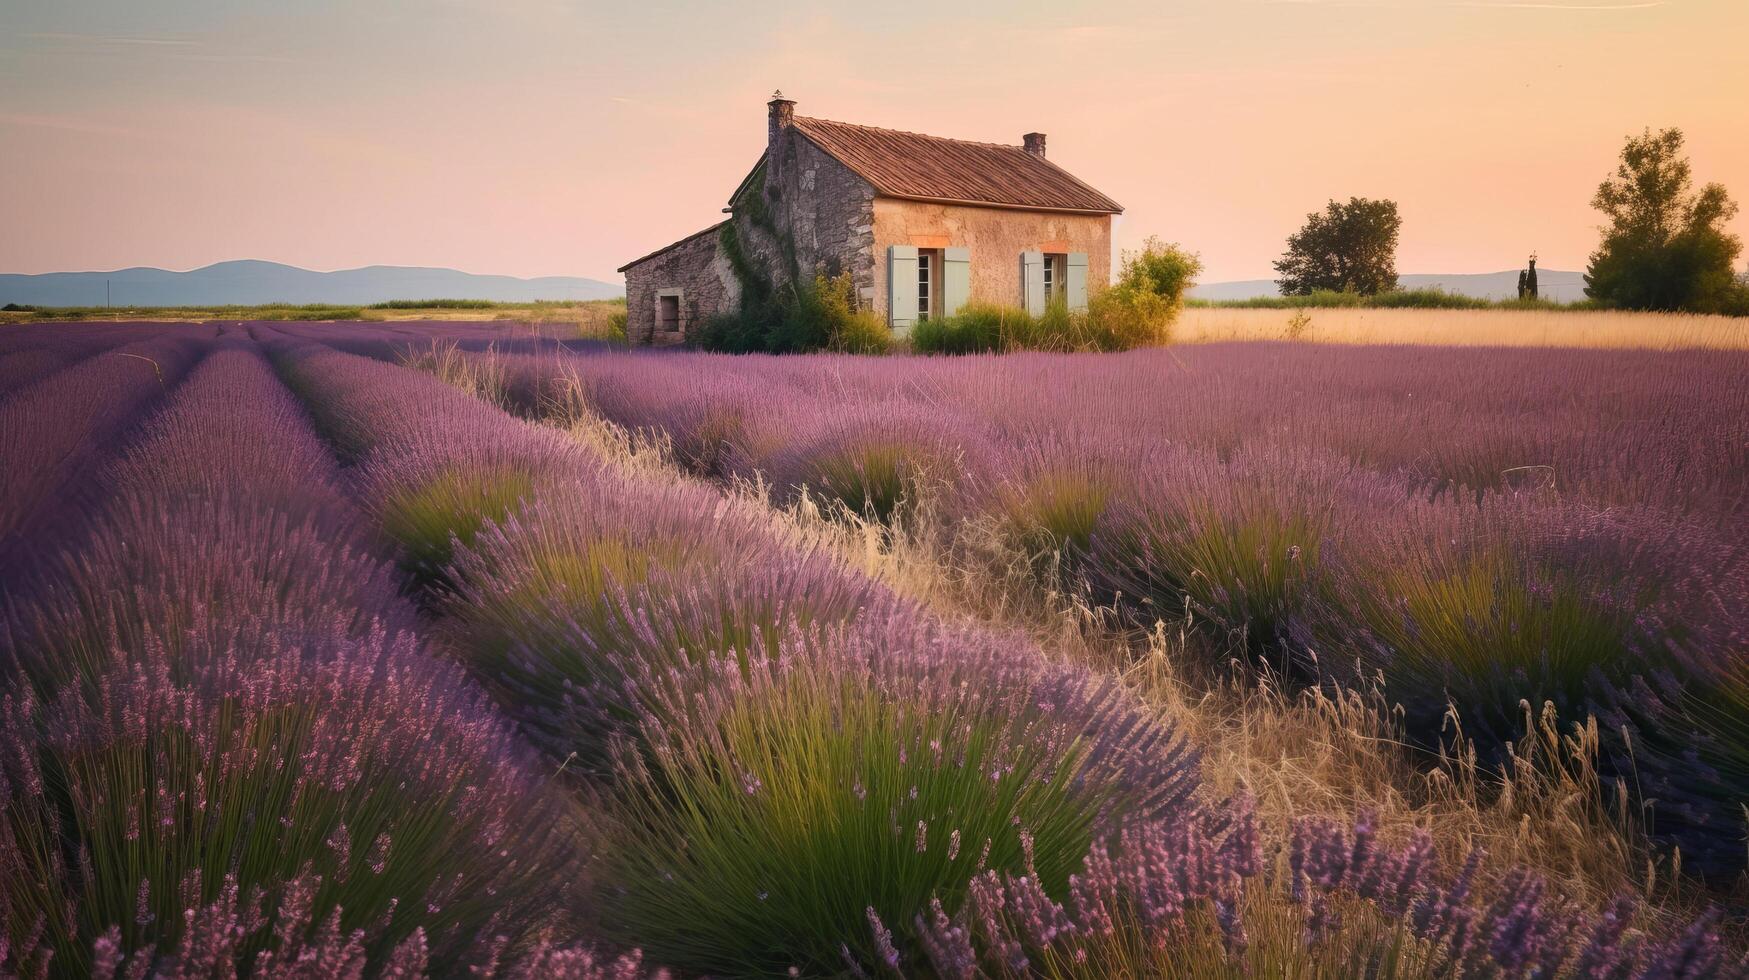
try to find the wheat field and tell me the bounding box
[1180,305,1749,349]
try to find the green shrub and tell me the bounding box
[1080,237,1202,348]
[910,302,1014,354]
[694,272,892,354]
[914,240,1198,354]
[1115,236,1203,306]
[915,298,1160,354]
[692,308,767,353]
[272,306,367,320]
[808,273,891,353]
[604,308,629,342]
[1085,289,1172,348]
[832,309,892,354]
[9,303,374,321]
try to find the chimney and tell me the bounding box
[769,89,796,148]
[1023,132,1046,158]
[767,90,796,189]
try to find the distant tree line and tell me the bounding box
[1273,127,1746,315]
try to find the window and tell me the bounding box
[917,251,932,321]
[658,292,681,332]
[1042,254,1056,302]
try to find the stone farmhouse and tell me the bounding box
[618,93,1124,346]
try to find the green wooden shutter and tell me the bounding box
[888,245,919,331]
[942,247,971,317]
[1020,251,1046,317]
[1065,252,1089,312]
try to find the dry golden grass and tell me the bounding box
[1180,305,1749,349]
[5,299,627,341]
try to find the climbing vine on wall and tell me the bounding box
[697,154,878,354]
[718,221,770,307]
[719,163,801,310]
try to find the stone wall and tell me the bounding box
[732,131,877,306]
[871,200,1112,318]
[621,224,740,346]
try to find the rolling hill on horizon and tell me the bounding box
[0,260,624,308]
[1,260,1586,309]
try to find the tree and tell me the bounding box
[1273,197,1401,296]
[1584,128,1743,313]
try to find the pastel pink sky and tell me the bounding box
[2,0,1745,285]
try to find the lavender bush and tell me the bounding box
[1281,813,1743,979]
[882,805,1740,978]
[596,613,1201,976]
[442,485,899,766]
[750,400,999,524]
[980,429,1147,569]
[1086,445,1376,669]
[354,423,598,587]
[271,342,604,588]
[0,628,586,977]
[898,795,1263,978]
[1332,495,1735,739]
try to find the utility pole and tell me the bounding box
[107,279,111,309]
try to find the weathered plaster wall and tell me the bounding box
[871,201,1112,316]
[622,228,740,346]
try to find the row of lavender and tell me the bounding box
[0,326,216,563]
[0,336,625,976]
[0,322,187,400]
[463,341,1749,877]
[268,318,608,363]
[261,327,1742,974]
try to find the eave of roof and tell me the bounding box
[726,156,767,208]
[616,220,728,273]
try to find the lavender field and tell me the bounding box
[0,320,1744,978]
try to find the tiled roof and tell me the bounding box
[616,220,727,273]
[791,116,1123,215]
